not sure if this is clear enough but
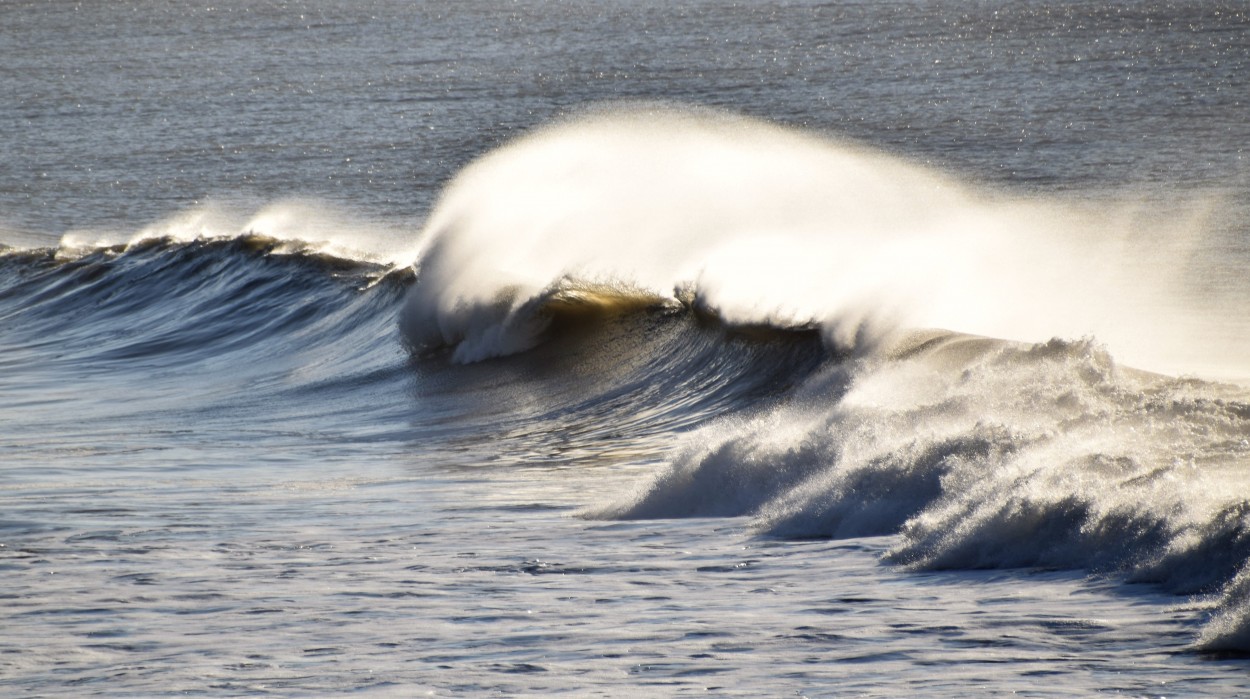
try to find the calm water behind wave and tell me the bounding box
[5,0,1247,231]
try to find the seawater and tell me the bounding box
[3,1,1250,696]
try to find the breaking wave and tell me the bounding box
[393,105,1250,652]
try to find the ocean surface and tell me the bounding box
[3,0,1250,695]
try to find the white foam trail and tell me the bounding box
[592,329,1250,649]
[400,104,1244,375]
[51,199,415,267]
[1202,566,1250,651]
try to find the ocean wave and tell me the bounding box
[7,105,1249,654]
[0,234,404,373]
[5,217,1250,653]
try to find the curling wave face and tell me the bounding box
[0,232,415,471]
[0,225,827,472]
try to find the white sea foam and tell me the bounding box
[592,328,1250,648]
[49,199,415,267]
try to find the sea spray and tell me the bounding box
[399,105,1227,374]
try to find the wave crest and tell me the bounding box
[398,104,1238,374]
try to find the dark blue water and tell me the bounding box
[3,1,1250,695]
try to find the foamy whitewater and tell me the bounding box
[3,0,1250,695]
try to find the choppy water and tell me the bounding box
[3,0,1250,696]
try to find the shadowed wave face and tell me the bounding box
[0,226,828,473]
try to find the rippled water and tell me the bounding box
[4,468,1235,696]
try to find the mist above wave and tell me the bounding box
[399,105,1230,374]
